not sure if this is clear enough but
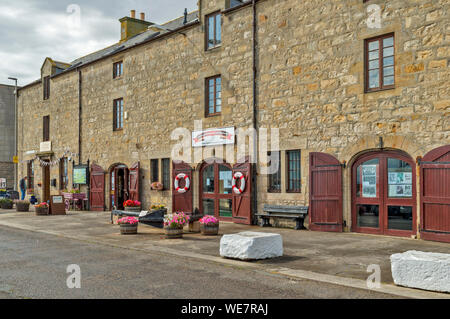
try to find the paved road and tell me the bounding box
[0,226,401,299]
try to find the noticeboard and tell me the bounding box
[73,166,88,185]
[50,195,66,215]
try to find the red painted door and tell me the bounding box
[352,151,416,238]
[420,145,450,243]
[200,160,234,221]
[90,164,105,211]
[309,152,343,232]
[232,158,252,225]
[172,161,193,214]
[128,162,140,202]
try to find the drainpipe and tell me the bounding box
[252,0,258,224]
[78,69,82,166]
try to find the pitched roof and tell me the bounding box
[66,10,199,73]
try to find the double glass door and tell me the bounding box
[201,162,233,220]
[352,151,416,237]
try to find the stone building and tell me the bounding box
[17,0,449,242]
[0,84,16,190]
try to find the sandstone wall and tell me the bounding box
[17,0,449,228]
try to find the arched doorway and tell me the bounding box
[351,150,417,237]
[199,159,233,221]
[109,164,129,210]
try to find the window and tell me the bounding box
[206,12,222,50]
[151,159,159,183]
[287,150,301,193]
[27,161,34,190]
[162,158,170,190]
[206,76,222,116]
[113,61,123,79]
[43,76,50,100]
[268,151,281,193]
[59,157,68,190]
[113,98,124,131]
[365,34,395,92]
[43,115,50,142]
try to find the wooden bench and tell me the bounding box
[255,205,308,230]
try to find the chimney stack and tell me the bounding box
[120,10,153,42]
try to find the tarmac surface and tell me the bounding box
[0,226,404,299]
[0,208,448,299]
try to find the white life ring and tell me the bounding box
[174,173,190,194]
[232,172,246,194]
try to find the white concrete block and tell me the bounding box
[220,232,283,261]
[391,250,450,293]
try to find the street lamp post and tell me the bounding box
[8,77,18,192]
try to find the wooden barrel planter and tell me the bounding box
[120,224,138,235]
[16,202,30,212]
[200,224,219,236]
[164,227,184,239]
[35,207,49,216]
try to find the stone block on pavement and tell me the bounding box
[390,250,450,293]
[220,232,283,261]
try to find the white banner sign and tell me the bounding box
[40,141,52,152]
[0,178,6,189]
[192,127,235,147]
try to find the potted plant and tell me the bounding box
[151,182,164,191]
[199,215,220,236]
[118,216,139,235]
[35,202,49,216]
[0,199,14,210]
[164,212,190,239]
[124,200,141,212]
[15,200,30,212]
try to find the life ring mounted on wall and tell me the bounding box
[232,172,246,195]
[174,173,190,194]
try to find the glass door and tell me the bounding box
[354,156,382,235]
[201,161,233,221]
[352,151,416,237]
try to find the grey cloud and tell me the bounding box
[0,0,198,86]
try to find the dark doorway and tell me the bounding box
[42,160,50,203]
[110,164,129,210]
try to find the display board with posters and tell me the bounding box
[73,165,88,185]
[361,165,378,198]
[388,172,413,198]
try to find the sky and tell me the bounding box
[0,0,198,86]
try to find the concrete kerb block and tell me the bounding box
[391,250,450,293]
[220,232,283,261]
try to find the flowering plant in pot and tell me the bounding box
[124,200,141,212]
[151,182,164,191]
[0,198,14,210]
[15,200,30,212]
[34,202,49,216]
[164,212,190,239]
[199,215,220,236]
[118,216,139,235]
